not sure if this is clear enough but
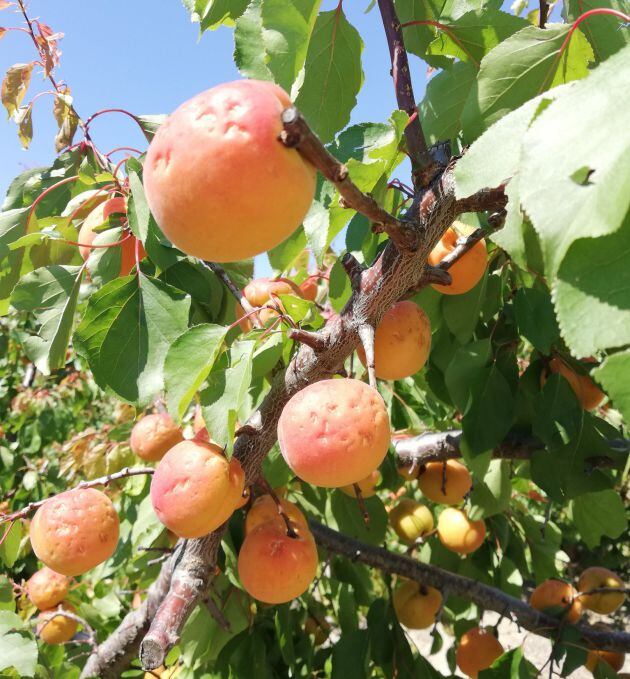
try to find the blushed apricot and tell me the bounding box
[144,80,316,263]
[578,567,625,614]
[389,499,434,545]
[357,301,431,380]
[237,522,318,603]
[277,378,390,487]
[427,223,487,295]
[530,580,582,623]
[299,276,319,302]
[418,459,472,505]
[130,413,183,462]
[547,357,605,410]
[244,494,308,534]
[586,649,625,673]
[78,197,146,276]
[26,567,70,610]
[456,626,504,678]
[393,580,442,629]
[150,439,245,538]
[236,277,302,332]
[340,470,381,498]
[37,602,78,644]
[30,488,119,576]
[437,508,486,555]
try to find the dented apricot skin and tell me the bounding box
[129,412,183,462]
[150,439,245,538]
[277,378,391,488]
[26,567,71,610]
[29,488,120,577]
[143,80,316,263]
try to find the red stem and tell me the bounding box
[26,175,79,229]
[105,146,143,158]
[84,108,142,134]
[401,20,480,67]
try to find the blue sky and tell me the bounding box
[1,0,429,273]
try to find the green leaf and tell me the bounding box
[136,113,166,142]
[565,0,629,62]
[274,606,296,667]
[514,286,559,354]
[469,459,511,519]
[478,646,538,678]
[443,272,487,343]
[331,629,370,679]
[0,576,14,612]
[1,63,33,118]
[294,8,363,143]
[445,338,491,412]
[519,44,630,278]
[571,490,628,549]
[462,24,594,142]
[164,323,228,420]
[520,514,562,582]
[329,492,388,546]
[0,521,23,568]
[593,351,630,422]
[234,0,320,91]
[0,613,36,678]
[74,274,191,405]
[188,0,249,31]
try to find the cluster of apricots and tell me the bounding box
[25,566,78,644]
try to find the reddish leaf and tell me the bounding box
[1,62,34,118]
[34,22,63,77]
[0,1,12,9]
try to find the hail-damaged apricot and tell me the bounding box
[277,378,391,487]
[357,301,431,380]
[456,626,504,678]
[244,495,308,535]
[427,223,487,295]
[393,580,442,629]
[546,357,605,411]
[150,439,245,538]
[37,602,78,644]
[437,508,486,555]
[30,488,119,576]
[26,567,71,610]
[578,567,625,615]
[418,459,472,505]
[236,277,302,332]
[144,79,316,263]
[389,499,434,545]
[78,196,146,276]
[237,522,318,604]
[130,412,184,462]
[530,579,582,623]
[340,470,381,498]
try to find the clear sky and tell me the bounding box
[1,0,429,273]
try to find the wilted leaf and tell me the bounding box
[53,89,79,151]
[13,103,32,149]
[1,62,34,118]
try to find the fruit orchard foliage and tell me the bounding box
[0,0,629,678]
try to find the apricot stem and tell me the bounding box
[202,261,263,329]
[352,483,371,527]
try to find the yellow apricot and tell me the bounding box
[236,277,302,332]
[456,626,504,678]
[530,580,582,623]
[428,223,487,295]
[37,602,78,644]
[340,470,381,498]
[393,579,442,629]
[437,508,486,555]
[418,459,472,505]
[586,649,625,673]
[389,499,434,545]
[130,413,183,462]
[244,495,308,534]
[26,567,71,610]
[547,357,605,410]
[578,567,625,615]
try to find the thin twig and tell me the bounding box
[202,261,262,329]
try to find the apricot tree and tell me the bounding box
[0,0,629,677]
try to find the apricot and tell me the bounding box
[30,488,119,576]
[26,567,71,610]
[150,439,245,538]
[547,357,605,410]
[427,223,487,295]
[237,522,318,604]
[130,413,184,462]
[277,378,390,487]
[143,79,316,262]
[340,470,381,498]
[578,567,625,615]
[305,616,329,645]
[236,277,302,332]
[530,580,582,623]
[437,508,486,555]
[456,626,504,678]
[586,649,625,673]
[78,197,146,276]
[299,276,319,302]
[389,499,434,545]
[37,602,78,644]
[357,301,431,380]
[398,464,419,481]
[418,459,472,505]
[393,580,442,629]
[244,494,308,534]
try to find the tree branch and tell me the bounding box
[203,261,262,329]
[309,522,630,653]
[453,185,507,214]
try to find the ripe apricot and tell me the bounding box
[150,439,245,538]
[26,567,70,610]
[357,301,431,380]
[530,580,582,623]
[456,626,504,678]
[30,488,119,576]
[578,567,625,615]
[389,499,434,545]
[236,277,302,332]
[586,649,625,673]
[427,223,487,295]
[418,459,472,505]
[340,470,381,498]
[393,579,442,629]
[299,276,319,302]
[144,79,316,263]
[237,522,318,603]
[398,464,419,481]
[244,494,308,534]
[37,602,78,644]
[130,413,183,462]
[437,508,486,555]
[78,197,146,276]
[547,357,605,410]
[277,378,390,487]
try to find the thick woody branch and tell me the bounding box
[357,324,377,388]
[310,522,630,653]
[341,253,365,291]
[454,185,507,214]
[280,107,419,251]
[288,328,328,353]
